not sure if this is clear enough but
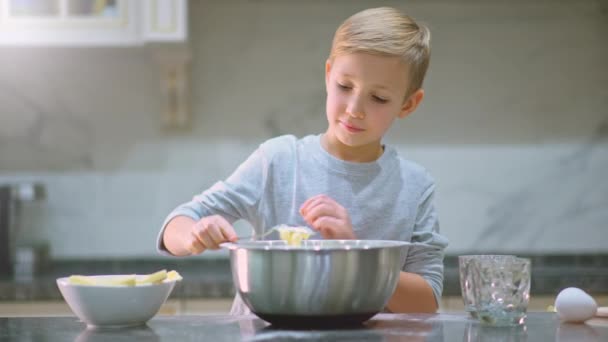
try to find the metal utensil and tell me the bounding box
[238,225,316,241]
[237,228,277,241]
[220,240,410,328]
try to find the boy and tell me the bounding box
[157,7,448,314]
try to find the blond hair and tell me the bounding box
[329,7,431,98]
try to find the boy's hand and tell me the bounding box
[186,215,238,254]
[299,194,356,239]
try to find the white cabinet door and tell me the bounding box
[142,0,187,43]
[0,0,187,46]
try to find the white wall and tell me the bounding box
[1,0,606,258]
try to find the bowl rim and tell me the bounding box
[220,239,410,251]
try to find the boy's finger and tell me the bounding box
[192,224,208,244]
[222,230,238,242]
[312,216,341,231]
[200,232,219,250]
[302,202,337,228]
[207,224,226,245]
[221,226,238,242]
[187,233,206,255]
[305,204,336,222]
[300,196,325,216]
[300,194,325,214]
[299,200,311,215]
[316,225,336,239]
[212,215,237,241]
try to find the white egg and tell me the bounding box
[555,287,598,323]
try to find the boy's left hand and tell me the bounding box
[299,194,356,239]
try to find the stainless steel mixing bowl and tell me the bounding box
[221,240,409,327]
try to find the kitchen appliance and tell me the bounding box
[222,239,409,327]
[0,183,45,277]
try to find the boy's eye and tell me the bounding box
[336,82,388,103]
[373,95,388,104]
[337,83,351,90]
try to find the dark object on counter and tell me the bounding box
[0,183,46,277]
[0,186,11,276]
[13,244,50,280]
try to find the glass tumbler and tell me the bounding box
[470,256,531,326]
[459,255,517,318]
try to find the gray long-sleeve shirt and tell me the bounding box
[157,134,449,314]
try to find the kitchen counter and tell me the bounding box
[1,313,607,341]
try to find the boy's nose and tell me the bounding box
[346,98,365,119]
[348,110,365,119]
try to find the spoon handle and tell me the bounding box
[237,227,278,241]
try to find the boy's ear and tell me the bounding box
[325,59,332,89]
[398,88,425,119]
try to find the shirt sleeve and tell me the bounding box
[156,145,269,255]
[402,181,449,305]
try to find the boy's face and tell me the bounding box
[325,52,423,154]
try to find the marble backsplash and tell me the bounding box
[1,130,607,258]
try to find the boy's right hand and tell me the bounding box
[185,215,238,254]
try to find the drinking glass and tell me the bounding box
[470,256,531,326]
[459,255,517,318]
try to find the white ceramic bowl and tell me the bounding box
[57,275,177,328]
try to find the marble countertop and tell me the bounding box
[1,313,607,341]
[1,254,607,301]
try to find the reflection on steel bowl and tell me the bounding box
[221,240,409,327]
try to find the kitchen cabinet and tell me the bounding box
[0,0,193,129]
[0,0,187,45]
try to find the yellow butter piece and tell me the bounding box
[68,275,136,286]
[137,269,167,285]
[68,270,181,287]
[166,270,183,282]
[100,275,136,286]
[68,275,96,286]
[289,232,310,246]
[278,226,312,247]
